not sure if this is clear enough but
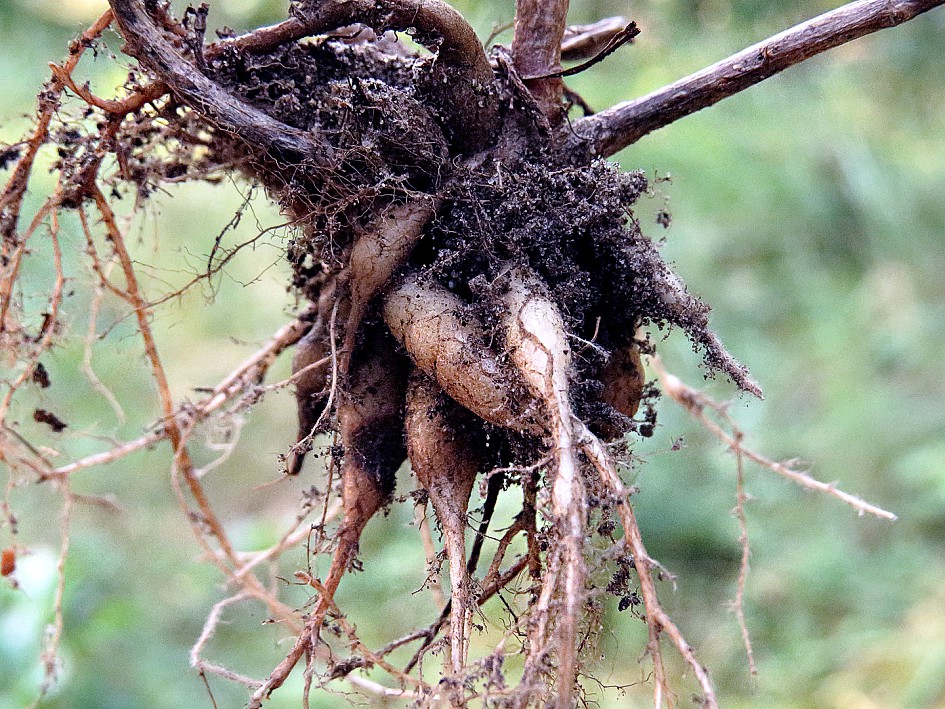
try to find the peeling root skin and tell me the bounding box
[405,371,480,675]
[383,273,544,435]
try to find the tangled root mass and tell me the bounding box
[32,0,763,704]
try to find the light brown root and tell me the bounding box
[311,327,409,630]
[405,371,481,677]
[598,341,646,440]
[341,199,437,373]
[600,343,645,419]
[289,276,337,474]
[383,273,543,435]
[577,423,718,709]
[250,332,408,705]
[502,268,585,706]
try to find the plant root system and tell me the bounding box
[0,0,908,706]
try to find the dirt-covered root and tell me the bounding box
[501,268,586,706]
[386,266,595,700]
[383,273,544,435]
[290,0,499,154]
[405,371,482,676]
[341,198,437,374]
[637,247,762,398]
[309,324,408,631]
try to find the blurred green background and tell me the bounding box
[2,0,944,707]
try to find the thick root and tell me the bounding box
[502,268,586,706]
[310,325,408,632]
[383,273,543,435]
[341,199,436,373]
[405,371,481,676]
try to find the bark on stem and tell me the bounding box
[512,0,570,122]
[567,0,945,157]
[109,0,330,163]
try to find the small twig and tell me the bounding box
[525,22,639,80]
[568,0,945,157]
[82,259,127,424]
[47,314,312,478]
[732,442,758,677]
[651,356,897,520]
[577,424,717,708]
[34,478,73,704]
[47,62,167,115]
[190,592,264,688]
[0,10,112,247]
[416,501,447,609]
[560,17,631,61]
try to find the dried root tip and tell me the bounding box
[341,199,437,372]
[310,331,408,629]
[383,273,544,435]
[405,370,481,675]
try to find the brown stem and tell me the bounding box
[512,0,570,122]
[108,0,330,163]
[567,0,945,157]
